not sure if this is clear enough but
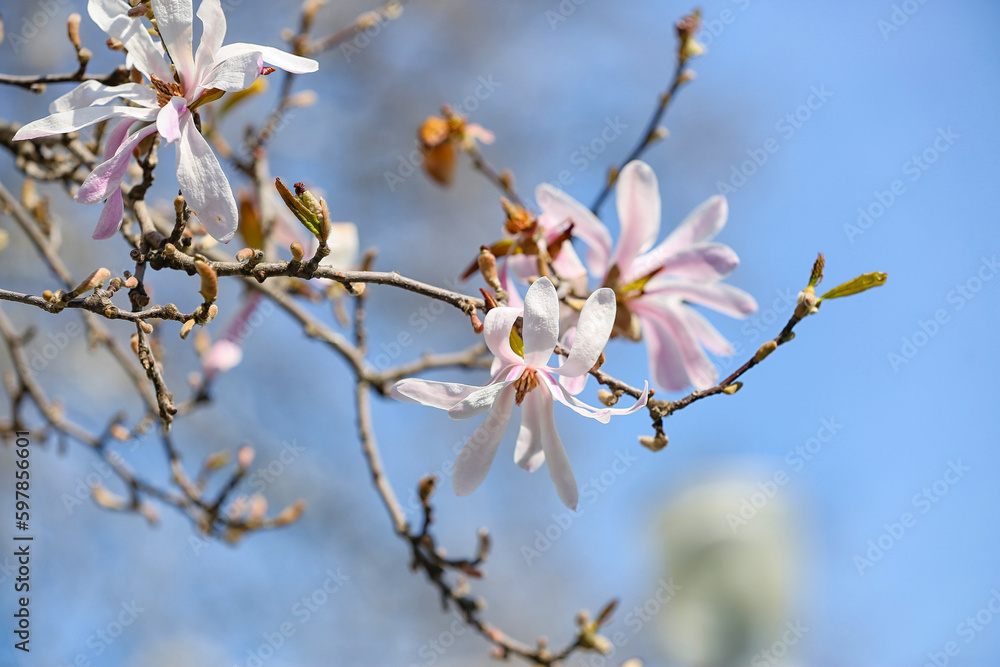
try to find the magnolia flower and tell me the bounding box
[392,277,647,509]
[12,0,318,242]
[540,161,757,392]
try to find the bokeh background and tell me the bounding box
[1,1,999,665]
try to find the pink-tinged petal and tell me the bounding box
[198,50,263,92]
[13,105,155,141]
[633,304,688,391]
[202,339,243,378]
[514,388,546,472]
[48,81,158,114]
[151,0,196,90]
[677,306,734,356]
[557,328,587,395]
[175,114,238,242]
[553,288,615,379]
[528,390,578,509]
[102,118,137,159]
[536,183,613,277]
[611,160,660,271]
[642,280,758,319]
[628,242,740,284]
[634,302,717,390]
[549,241,588,282]
[522,277,560,367]
[447,381,512,420]
[214,43,319,74]
[156,96,187,144]
[194,0,226,72]
[548,377,648,424]
[92,190,124,240]
[452,386,515,497]
[75,123,159,204]
[391,378,479,410]
[505,252,538,285]
[465,124,494,144]
[88,0,172,81]
[656,195,728,257]
[483,306,524,367]
[498,259,524,308]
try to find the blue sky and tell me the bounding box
[1,1,999,666]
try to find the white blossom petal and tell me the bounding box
[76,123,159,204]
[635,301,717,390]
[448,381,513,420]
[48,81,158,113]
[552,288,615,378]
[642,280,758,319]
[199,50,264,92]
[483,306,524,367]
[536,183,613,277]
[151,0,196,90]
[548,376,648,424]
[13,105,156,141]
[677,306,734,357]
[628,242,740,285]
[88,0,172,81]
[92,189,125,240]
[156,96,187,143]
[452,387,515,497]
[522,277,560,367]
[175,113,238,242]
[214,43,319,74]
[390,379,480,410]
[527,389,577,509]
[194,0,227,72]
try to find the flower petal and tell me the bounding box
[151,0,196,90]
[642,280,758,319]
[175,113,239,242]
[88,0,172,81]
[556,327,587,395]
[628,242,740,284]
[203,339,243,378]
[536,183,613,277]
[194,0,227,72]
[483,305,524,367]
[76,123,159,204]
[391,378,480,410]
[655,195,728,258]
[553,288,615,378]
[528,389,577,509]
[611,160,660,271]
[48,81,158,114]
[549,239,588,282]
[447,381,512,420]
[452,386,515,497]
[198,50,263,92]
[677,306,734,356]
[513,389,546,472]
[102,118,137,159]
[92,190,125,240]
[214,43,319,74]
[13,105,156,141]
[522,277,560,367]
[549,377,648,423]
[634,301,717,390]
[156,96,187,144]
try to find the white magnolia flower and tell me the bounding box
[13,0,318,242]
[392,277,648,509]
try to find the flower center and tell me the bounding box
[150,75,184,107]
[513,368,539,405]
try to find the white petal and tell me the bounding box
[447,381,511,420]
[151,0,196,90]
[557,327,588,395]
[452,387,515,497]
[321,223,360,270]
[13,105,155,141]
[156,96,187,143]
[636,302,717,390]
[549,377,648,424]
[514,389,546,472]
[529,390,578,509]
[483,306,524,367]
[203,339,243,377]
[633,304,689,392]
[536,183,613,277]
[199,50,263,92]
[553,288,615,378]
[390,379,479,410]
[175,113,238,242]
[214,43,319,74]
[194,0,227,72]
[611,160,660,271]
[677,306,734,356]
[522,277,560,367]
[88,0,172,81]
[48,81,157,113]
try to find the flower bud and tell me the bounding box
[639,433,668,452]
[67,13,82,49]
[722,381,743,395]
[477,246,501,291]
[273,499,306,525]
[179,318,196,339]
[139,321,153,335]
[194,258,218,303]
[753,340,777,362]
[290,242,305,262]
[237,445,255,469]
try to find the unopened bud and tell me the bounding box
[130,333,140,356]
[237,445,254,469]
[794,287,819,319]
[470,313,484,334]
[205,303,219,322]
[203,451,231,471]
[67,13,82,49]
[290,242,305,262]
[76,48,92,66]
[247,494,268,523]
[639,433,668,452]
[75,267,111,294]
[478,246,501,290]
[753,340,777,362]
[194,258,218,303]
[273,499,306,525]
[179,318,196,339]
[236,247,256,262]
[597,389,617,407]
[91,484,127,510]
[123,275,139,288]
[722,381,743,395]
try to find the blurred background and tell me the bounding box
[1,0,999,665]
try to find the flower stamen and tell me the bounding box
[513,368,539,405]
